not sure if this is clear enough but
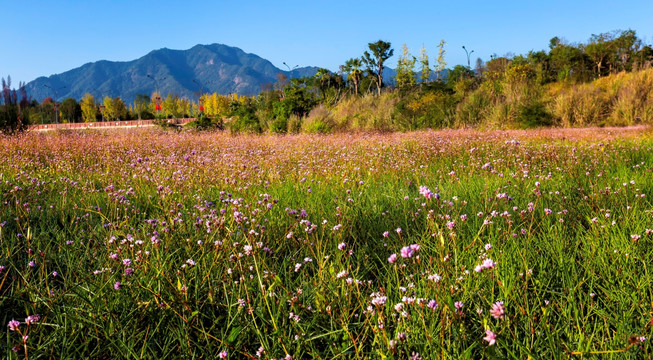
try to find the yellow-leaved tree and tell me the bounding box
[80,93,97,123]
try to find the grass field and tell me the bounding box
[1,127,653,359]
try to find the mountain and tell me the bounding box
[25,44,319,104]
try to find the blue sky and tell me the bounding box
[3,0,653,83]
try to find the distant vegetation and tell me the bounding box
[2,29,653,134]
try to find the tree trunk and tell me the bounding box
[377,62,383,95]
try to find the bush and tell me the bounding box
[455,89,491,127]
[550,85,608,127]
[327,93,398,132]
[269,118,288,134]
[0,105,28,135]
[185,114,223,131]
[517,101,553,128]
[153,119,182,131]
[228,102,261,134]
[302,105,335,134]
[287,115,302,134]
[394,89,457,130]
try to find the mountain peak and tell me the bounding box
[25,44,318,104]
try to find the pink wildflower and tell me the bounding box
[484,329,497,345]
[400,246,414,258]
[482,258,496,269]
[490,301,505,319]
[8,319,20,331]
[419,186,433,199]
[25,314,40,325]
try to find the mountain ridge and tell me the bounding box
[25,44,320,104]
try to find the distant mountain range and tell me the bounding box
[25,44,321,104]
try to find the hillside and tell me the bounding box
[25,44,319,103]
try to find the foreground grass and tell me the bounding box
[1,127,652,359]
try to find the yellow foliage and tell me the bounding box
[547,68,653,126]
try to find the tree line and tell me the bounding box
[2,29,652,133]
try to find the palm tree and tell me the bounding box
[344,58,363,95]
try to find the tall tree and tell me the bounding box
[103,96,127,120]
[434,40,447,81]
[419,45,431,84]
[314,68,332,101]
[112,97,128,120]
[0,76,28,134]
[395,44,417,90]
[343,58,363,95]
[80,93,97,123]
[474,57,484,77]
[585,32,614,77]
[134,94,151,120]
[612,29,640,72]
[362,40,394,95]
[548,37,587,81]
[60,98,81,123]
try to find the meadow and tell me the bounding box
[1,126,652,359]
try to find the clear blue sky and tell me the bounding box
[3,0,653,83]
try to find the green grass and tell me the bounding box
[0,127,652,359]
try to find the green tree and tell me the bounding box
[362,40,394,95]
[163,94,187,118]
[229,98,262,133]
[585,32,614,78]
[314,68,333,101]
[113,97,128,120]
[632,45,653,69]
[448,65,475,83]
[0,76,28,134]
[612,29,640,72]
[527,50,552,84]
[434,40,447,81]
[419,45,431,84]
[343,58,363,95]
[134,94,151,120]
[178,97,191,118]
[395,44,417,90]
[548,37,587,81]
[60,98,81,123]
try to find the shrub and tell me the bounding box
[228,101,262,134]
[609,69,653,125]
[455,88,491,127]
[0,104,28,135]
[153,118,182,131]
[185,114,223,131]
[269,117,288,134]
[517,101,554,128]
[287,114,302,134]
[394,89,457,129]
[302,104,335,134]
